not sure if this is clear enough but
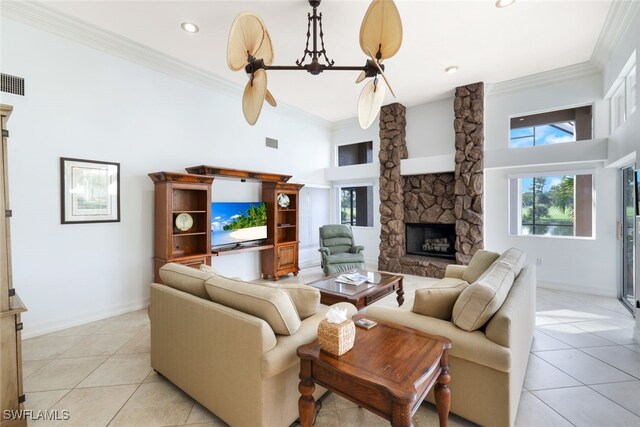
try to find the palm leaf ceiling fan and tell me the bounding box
[227,0,403,128]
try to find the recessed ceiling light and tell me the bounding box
[181,22,199,33]
[445,66,459,74]
[495,0,516,8]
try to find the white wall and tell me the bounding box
[329,119,380,264]
[484,73,618,296]
[601,9,640,331]
[405,97,454,158]
[0,19,332,337]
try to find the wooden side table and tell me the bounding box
[297,316,452,427]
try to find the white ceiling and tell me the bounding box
[43,0,612,122]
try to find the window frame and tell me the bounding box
[507,103,594,149]
[335,183,375,229]
[507,169,596,240]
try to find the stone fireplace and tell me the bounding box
[406,223,456,260]
[378,83,484,278]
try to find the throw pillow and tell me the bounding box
[462,250,500,284]
[259,282,320,319]
[412,278,470,320]
[205,275,301,336]
[199,264,219,275]
[159,263,214,300]
[452,261,516,332]
[496,248,526,276]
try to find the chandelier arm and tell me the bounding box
[264,65,366,71]
[295,13,313,66]
[317,12,334,66]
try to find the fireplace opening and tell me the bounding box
[405,223,456,260]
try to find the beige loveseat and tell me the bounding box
[367,250,536,427]
[149,263,356,427]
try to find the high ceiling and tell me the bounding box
[43,0,612,122]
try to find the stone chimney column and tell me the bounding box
[378,103,407,273]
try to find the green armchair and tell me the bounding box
[318,224,365,275]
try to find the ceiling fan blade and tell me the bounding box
[265,89,277,107]
[255,23,274,66]
[355,71,367,84]
[242,69,268,125]
[357,79,387,129]
[359,0,403,61]
[228,12,266,71]
[367,48,397,98]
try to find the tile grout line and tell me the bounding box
[105,370,156,427]
[524,390,578,427]
[574,345,640,381]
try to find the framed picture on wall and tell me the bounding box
[61,157,120,224]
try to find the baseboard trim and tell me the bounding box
[22,299,149,339]
[537,280,616,298]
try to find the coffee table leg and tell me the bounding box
[298,359,316,427]
[396,278,405,306]
[434,349,451,427]
[392,402,412,427]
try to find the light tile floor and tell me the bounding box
[20,267,639,426]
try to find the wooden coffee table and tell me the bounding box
[297,315,452,427]
[307,269,404,310]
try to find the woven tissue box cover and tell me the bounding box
[318,319,355,356]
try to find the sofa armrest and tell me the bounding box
[262,302,357,379]
[445,264,466,279]
[318,247,331,256]
[350,245,365,254]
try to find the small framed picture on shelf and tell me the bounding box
[61,157,120,224]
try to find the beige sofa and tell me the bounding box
[367,255,536,427]
[149,264,356,427]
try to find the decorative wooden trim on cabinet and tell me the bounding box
[185,165,291,183]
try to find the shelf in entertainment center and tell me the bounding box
[173,232,207,237]
[278,209,296,212]
[173,210,207,214]
[211,243,274,257]
[277,225,296,228]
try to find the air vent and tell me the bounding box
[1,73,25,96]
[265,137,278,149]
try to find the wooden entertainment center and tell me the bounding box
[150,166,303,281]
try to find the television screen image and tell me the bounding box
[211,202,267,248]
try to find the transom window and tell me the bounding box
[509,106,592,148]
[337,141,373,166]
[509,173,594,238]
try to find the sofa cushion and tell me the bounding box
[496,247,526,276]
[205,275,301,335]
[259,282,320,319]
[159,263,214,300]
[462,250,500,283]
[452,261,516,332]
[324,252,365,264]
[412,278,470,320]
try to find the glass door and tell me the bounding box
[621,166,636,311]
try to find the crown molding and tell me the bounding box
[487,61,600,96]
[1,0,331,129]
[591,0,640,69]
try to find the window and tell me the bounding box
[340,186,373,227]
[610,52,636,130]
[612,83,626,129]
[337,141,373,166]
[509,106,592,148]
[627,65,636,115]
[509,173,593,238]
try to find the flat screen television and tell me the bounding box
[211,202,267,249]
